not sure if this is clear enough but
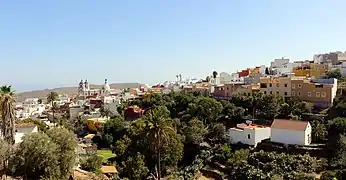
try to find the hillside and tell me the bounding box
[15,83,142,101]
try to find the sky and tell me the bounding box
[1,0,346,92]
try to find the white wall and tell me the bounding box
[304,124,312,145]
[271,129,306,145]
[210,77,221,85]
[255,128,271,144]
[70,107,85,120]
[229,127,271,146]
[271,58,290,69]
[229,128,256,146]
[15,126,38,144]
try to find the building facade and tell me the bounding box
[291,77,337,107]
[259,76,291,97]
[293,62,329,78]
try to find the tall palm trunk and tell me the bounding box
[157,135,161,180]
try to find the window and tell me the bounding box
[226,87,229,90]
[298,92,301,96]
[260,83,267,88]
[277,91,279,94]
[292,84,296,89]
[322,92,326,97]
[270,91,272,94]
[248,134,251,139]
[284,84,288,87]
[308,92,311,97]
[316,92,320,97]
[284,92,288,96]
[292,91,295,96]
[298,84,302,88]
[264,91,267,94]
[269,83,272,87]
[248,93,251,96]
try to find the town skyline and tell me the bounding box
[2,1,346,89]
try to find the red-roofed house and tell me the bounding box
[270,119,311,145]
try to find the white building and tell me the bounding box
[56,94,70,105]
[229,123,271,147]
[78,79,118,98]
[331,62,346,76]
[270,57,290,69]
[271,119,311,145]
[14,123,38,144]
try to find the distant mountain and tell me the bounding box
[15,83,142,101]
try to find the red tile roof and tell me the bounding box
[271,119,308,131]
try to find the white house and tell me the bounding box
[270,119,311,145]
[15,123,38,144]
[229,123,271,147]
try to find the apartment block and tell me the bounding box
[293,61,329,78]
[291,78,337,107]
[313,51,346,65]
[259,76,291,97]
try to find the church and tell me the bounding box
[77,79,115,98]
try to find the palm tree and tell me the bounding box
[47,92,59,125]
[0,85,16,179]
[0,85,16,145]
[212,71,218,78]
[137,106,176,179]
[176,75,179,82]
[100,107,113,118]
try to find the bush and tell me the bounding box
[80,155,103,174]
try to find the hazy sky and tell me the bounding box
[1,0,346,92]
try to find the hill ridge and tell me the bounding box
[16,83,142,101]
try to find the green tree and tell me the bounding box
[101,116,129,147]
[311,120,327,142]
[46,91,59,125]
[181,118,207,144]
[0,85,16,145]
[138,106,176,180]
[46,127,78,179]
[11,132,60,179]
[112,135,132,156]
[220,100,245,122]
[80,155,103,174]
[325,69,342,79]
[256,94,282,120]
[122,152,149,180]
[208,123,226,142]
[100,107,113,118]
[188,97,222,124]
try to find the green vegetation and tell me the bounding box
[3,83,346,179]
[97,149,116,163]
[93,91,326,179]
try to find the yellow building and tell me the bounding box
[248,67,261,77]
[293,63,329,78]
[259,76,291,97]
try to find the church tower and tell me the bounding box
[78,79,84,96]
